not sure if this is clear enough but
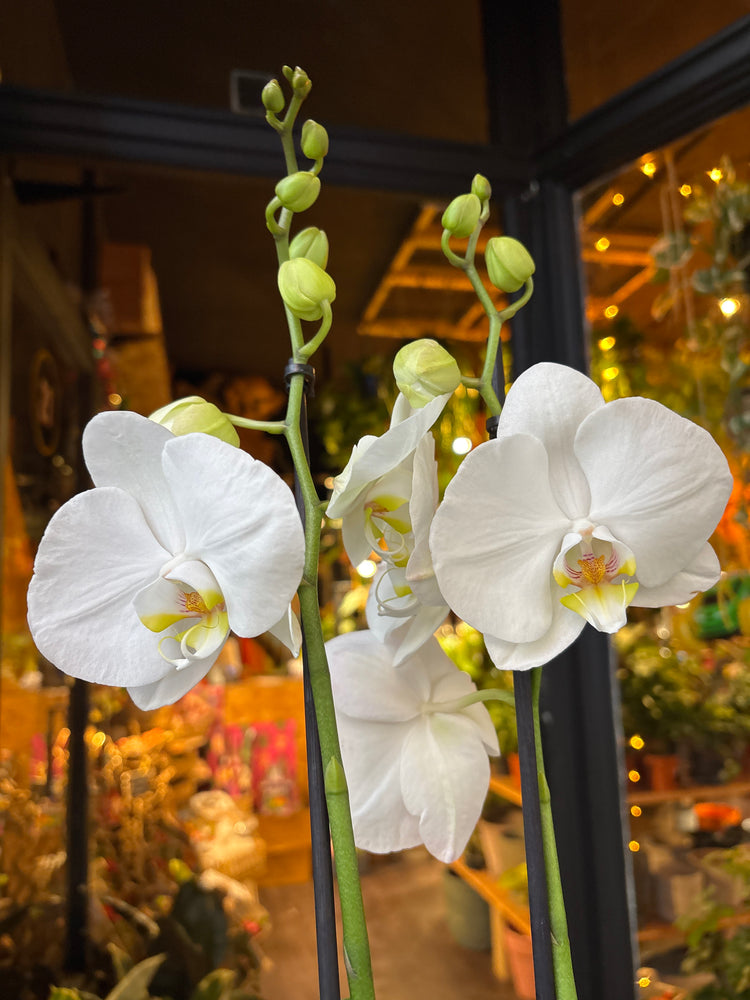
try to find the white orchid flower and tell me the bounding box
[364,433,449,664]
[326,630,499,863]
[326,391,450,567]
[27,411,305,709]
[429,363,733,671]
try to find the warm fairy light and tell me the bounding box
[631,805,643,818]
[451,437,472,456]
[324,475,335,489]
[628,840,640,853]
[595,237,610,252]
[640,159,657,178]
[612,192,625,206]
[629,734,645,750]
[598,335,616,352]
[628,769,641,783]
[602,366,620,382]
[679,184,692,197]
[108,393,123,407]
[356,559,378,579]
[719,297,741,318]
[604,304,619,319]
[638,976,651,988]
[708,167,723,183]
[91,731,106,749]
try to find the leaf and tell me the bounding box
[107,942,134,983]
[104,954,166,1000]
[188,968,237,1000]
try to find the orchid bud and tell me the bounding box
[262,79,285,114]
[442,193,482,238]
[278,257,336,321]
[393,339,461,408]
[471,173,492,203]
[301,119,329,160]
[485,236,535,293]
[275,171,321,213]
[149,396,240,447]
[289,226,330,269]
[283,65,312,96]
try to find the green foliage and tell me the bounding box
[677,847,750,999]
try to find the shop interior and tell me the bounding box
[4,3,750,1000]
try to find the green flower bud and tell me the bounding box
[393,339,461,408]
[262,79,285,114]
[485,236,536,293]
[278,258,336,321]
[441,193,482,238]
[275,171,321,213]
[301,119,329,160]
[283,65,311,96]
[149,396,240,447]
[289,226,330,269]
[471,173,492,203]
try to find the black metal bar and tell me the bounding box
[0,84,527,198]
[65,677,88,971]
[514,671,556,1000]
[285,363,340,1000]
[535,15,750,190]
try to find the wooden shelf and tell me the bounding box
[450,857,531,935]
[627,779,750,806]
[489,773,522,807]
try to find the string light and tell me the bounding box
[451,437,472,456]
[629,735,645,750]
[719,297,741,318]
[630,805,642,818]
[640,159,657,178]
[708,166,723,183]
[356,559,377,579]
[595,237,610,252]
[679,183,692,197]
[628,840,640,852]
[611,192,625,206]
[108,393,123,407]
[628,769,641,783]
[604,304,619,319]
[638,976,651,988]
[598,335,616,352]
[602,366,620,382]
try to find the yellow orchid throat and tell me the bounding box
[553,530,639,634]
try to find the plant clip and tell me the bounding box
[284,360,316,398]
[486,414,499,439]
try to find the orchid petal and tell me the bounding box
[27,488,172,686]
[128,655,218,711]
[430,669,499,753]
[400,713,491,862]
[326,630,424,721]
[484,591,585,671]
[430,434,569,643]
[327,392,449,519]
[366,566,448,665]
[633,542,721,608]
[337,716,421,854]
[161,434,304,637]
[82,411,185,553]
[577,398,732,586]
[498,363,602,518]
[405,433,443,606]
[268,605,302,656]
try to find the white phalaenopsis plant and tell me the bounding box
[24,66,735,1000]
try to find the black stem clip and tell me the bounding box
[284,359,316,398]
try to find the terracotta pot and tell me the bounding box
[504,926,535,1000]
[643,753,679,791]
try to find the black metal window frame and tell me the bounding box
[2,9,750,998]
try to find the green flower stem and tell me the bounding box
[423,688,516,714]
[227,416,286,434]
[285,373,376,1000]
[299,300,334,360]
[531,667,578,1000]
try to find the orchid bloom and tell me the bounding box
[328,394,450,659]
[326,630,499,862]
[27,411,305,709]
[429,363,733,671]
